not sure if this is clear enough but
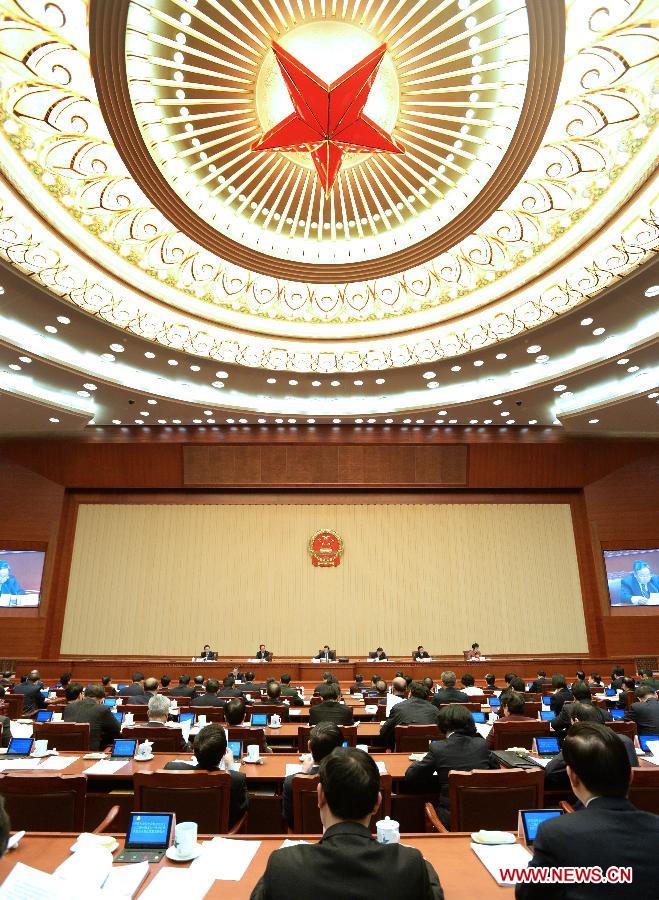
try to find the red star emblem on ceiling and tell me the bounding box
[252,42,404,196]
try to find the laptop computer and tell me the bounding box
[5,737,34,758]
[34,709,53,723]
[541,696,551,706]
[534,736,560,758]
[520,809,563,846]
[610,708,626,720]
[177,711,195,725]
[472,711,486,724]
[540,710,555,721]
[110,738,137,760]
[605,688,616,697]
[250,712,268,727]
[115,812,175,863]
[638,735,659,753]
[103,697,117,707]
[112,711,125,724]
[488,697,500,708]
[227,739,242,759]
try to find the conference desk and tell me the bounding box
[0,832,516,898]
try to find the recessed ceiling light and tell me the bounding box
[375,378,385,385]
[592,327,605,335]
[580,317,593,326]
[627,365,639,373]
[437,410,447,416]
[617,358,629,365]
[311,380,321,387]
[258,418,266,424]
[473,360,484,367]
[367,418,376,424]
[212,381,224,389]
[192,419,202,424]
[167,359,178,366]
[76,390,90,398]
[18,356,31,363]
[535,355,549,363]
[266,378,277,384]
[448,419,457,424]
[527,345,541,353]
[48,417,59,423]
[239,418,248,424]
[8,363,20,371]
[100,353,115,362]
[589,419,600,424]
[384,418,393,424]
[147,399,157,405]
[469,419,478,424]
[83,383,97,391]
[134,419,144,424]
[560,391,573,398]
[435,419,444,424]
[553,384,567,392]
[416,419,425,424]
[423,371,436,379]
[403,418,411,424]
[190,364,200,372]
[288,379,298,386]
[501,411,510,416]
[427,381,439,389]
[354,379,363,386]
[483,419,492,424]
[112,419,121,425]
[330,380,340,387]
[355,418,363,424]
[332,418,341,423]
[648,392,659,399]
[109,343,124,352]
[172,419,181,424]
[275,418,283,424]
[145,351,155,359]
[288,418,296,424]
[56,316,70,325]
[45,325,57,333]
[644,285,659,297]
[451,365,461,372]
[495,353,507,360]
[506,419,515,424]
[215,371,228,379]
[139,411,149,416]
[493,399,503,405]
[226,418,234,424]
[307,418,315,423]
[528,419,538,425]
[158,419,167,424]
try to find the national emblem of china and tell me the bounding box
[308,530,344,568]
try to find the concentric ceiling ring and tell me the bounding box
[90,0,564,283]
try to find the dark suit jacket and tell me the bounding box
[242,682,264,695]
[162,761,248,828]
[515,796,659,899]
[250,821,443,900]
[190,692,225,707]
[255,650,271,660]
[279,686,304,706]
[629,697,659,736]
[550,700,612,741]
[431,687,469,708]
[62,698,121,751]
[529,678,551,694]
[169,684,195,698]
[414,651,431,660]
[121,692,153,706]
[403,733,498,818]
[0,715,10,748]
[118,683,145,698]
[379,697,440,749]
[549,687,573,715]
[218,687,244,699]
[308,701,354,726]
[619,574,659,604]
[314,650,336,662]
[544,735,638,792]
[12,683,46,713]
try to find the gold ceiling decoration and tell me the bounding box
[0,0,656,371]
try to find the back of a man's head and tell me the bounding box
[132,672,144,684]
[65,682,84,702]
[246,672,255,682]
[309,722,343,763]
[392,676,407,695]
[636,685,657,700]
[485,673,496,686]
[148,694,171,720]
[160,675,171,687]
[571,681,591,702]
[509,676,526,692]
[355,674,363,684]
[422,676,433,691]
[503,691,526,715]
[317,683,333,701]
[552,674,567,689]
[102,676,112,687]
[60,672,71,686]
[281,674,291,685]
[438,703,476,736]
[225,698,246,726]
[179,675,191,685]
[375,680,387,695]
[84,684,105,701]
[461,673,475,688]
[563,722,630,798]
[0,795,9,858]
[205,679,219,694]
[267,681,282,700]
[144,678,158,693]
[621,677,636,691]
[223,675,234,688]
[441,670,456,687]
[320,748,380,821]
[194,723,227,769]
[504,672,515,684]
[194,675,204,685]
[537,670,546,678]
[28,673,40,684]
[569,702,601,724]
[409,680,429,700]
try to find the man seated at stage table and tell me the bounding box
[12,671,46,713]
[431,671,469,709]
[169,674,195,699]
[465,642,481,660]
[369,647,388,661]
[544,704,638,793]
[309,683,354,726]
[414,645,431,661]
[254,747,443,900]
[459,673,485,697]
[62,683,120,751]
[279,673,304,706]
[199,644,217,660]
[516,722,659,899]
[403,705,498,829]
[379,680,441,750]
[282,722,344,828]
[629,685,659,736]
[485,691,534,749]
[255,643,271,661]
[118,672,145,699]
[190,678,224,708]
[315,644,336,662]
[164,724,248,829]
[551,680,611,741]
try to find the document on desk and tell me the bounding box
[471,842,532,885]
[102,861,149,898]
[139,869,214,900]
[0,759,42,771]
[84,760,129,775]
[285,764,304,776]
[376,760,387,774]
[191,837,261,881]
[475,723,492,739]
[643,754,659,766]
[54,847,112,891]
[0,862,69,900]
[38,755,80,771]
[527,756,550,768]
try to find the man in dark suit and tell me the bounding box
[253,747,443,900]
[309,683,353,726]
[529,670,551,694]
[403,704,498,828]
[120,677,157,705]
[414,646,431,661]
[370,647,388,660]
[380,680,440,749]
[516,722,659,899]
[485,691,535,749]
[282,722,344,828]
[169,675,195,699]
[241,672,264,696]
[549,674,573,715]
[279,674,304,706]
[609,666,625,690]
[551,680,611,741]
[431,671,469,709]
[164,724,248,829]
[0,714,10,748]
[118,672,145,698]
[62,683,120,751]
[314,645,336,663]
[190,679,225,707]
[199,645,217,660]
[629,685,659,735]
[12,672,46,713]
[218,675,243,699]
[618,559,659,605]
[255,644,271,661]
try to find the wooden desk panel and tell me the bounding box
[0,832,513,898]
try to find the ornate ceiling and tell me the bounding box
[0,0,656,433]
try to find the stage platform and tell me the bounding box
[2,654,640,683]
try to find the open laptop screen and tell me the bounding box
[125,813,174,849]
[111,738,137,758]
[250,713,268,726]
[521,809,563,844]
[7,737,33,756]
[535,737,560,755]
[34,709,53,722]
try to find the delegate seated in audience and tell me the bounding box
[124,694,186,751]
[193,675,206,695]
[485,691,534,749]
[0,709,10,747]
[160,675,171,690]
[169,674,195,699]
[551,680,611,741]
[549,674,573,715]
[460,673,484,697]
[639,668,659,690]
[588,672,604,687]
[610,666,625,690]
[101,675,116,697]
[529,670,551,694]
[118,672,145,698]
[225,697,247,726]
[62,683,120,751]
[242,672,263,694]
[629,685,659,735]
[218,675,243,699]
[57,672,71,689]
[391,676,409,699]
[414,645,431,661]
[422,676,434,694]
[282,722,344,828]
[431,671,469,708]
[516,722,659,899]
[309,683,354,726]
[164,724,248,828]
[314,672,339,694]
[544,704,638,793]
[349,674,365,694]
[617,676,638,709]
[253,747,443,900]
[12,671,46,713]
[372,679,388,698]
[379,680,440,750]
[262,681,287,704]
[124,677,158,705]
[499,676,526,706]
[484,673,499,692]
[403,704,498,828]
[190,678,224,707]
[279,674,304,706]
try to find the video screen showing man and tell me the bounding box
[605,551,659,606]
[0,552,44,608]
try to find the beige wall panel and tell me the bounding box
[61,503,588,656]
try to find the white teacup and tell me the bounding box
[33,739,48,757]
[174,821,197,857]
[52,712,63,722]
[123,712,134,726]
[376,816,400,845]
[246,744,260,761]
[270,713,281,728]
[197,714,207,726]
